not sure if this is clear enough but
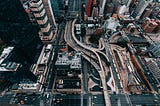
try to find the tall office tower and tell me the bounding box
[29,0,55,41]
[142,18,158,33]
[91,0,99,18]
[131,0,150,20]
[92,7,99,18]
[125,0,132,7]
[86,0,92,16]
[0,0,42,63]
[99,0,107,16]
[42,0,57,28]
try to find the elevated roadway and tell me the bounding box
[64,19,111,106]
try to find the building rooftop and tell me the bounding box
[18,83,39,90]
[56,52,81,69]
[148,41,160,57]
[37,44,52,65]
[103,17,120,31]
[144,58,160,85]
[0,47,21,72]
[0,47,14,64]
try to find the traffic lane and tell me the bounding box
[53,94,81,106]
[81,58,88,93]
[48,21,66,89]
[13,93,40,105]
[92,94,105,106]
[130,94,160,105]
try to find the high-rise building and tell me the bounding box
[86,0,92,16]
[29,0,56,41]
[0,0,42,63]
[92,7,99,18]
[99,0,107,16]
[91,0,99,18]
[42,0,57,28]
[0,0,42,83]
[131,0,150,20]
[123,0,132,7]
[148,41,160,58]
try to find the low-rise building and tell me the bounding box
[142,18,159,33]
[0,47,21,82]
[15,44,53,93]
[145,58,160,87]
[54,52,82,94]
[56,52,81,70]
[18,83,40,92]
[148,41,160,58]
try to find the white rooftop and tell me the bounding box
[0,47,14,64]
[18,83,39,90]
[103,17,120,31]
[56,52,81,69]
